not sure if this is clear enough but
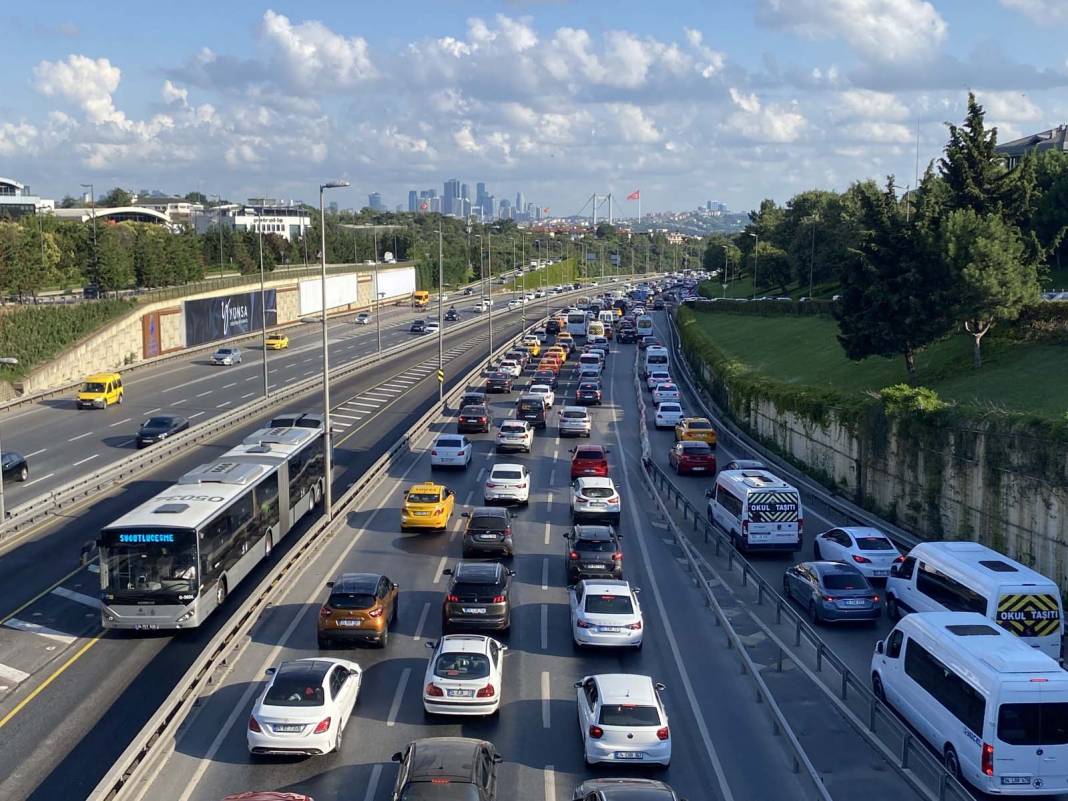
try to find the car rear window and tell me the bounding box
[501,424,526,433]
[687,420,711,429]
[599,704,660,726]
[407,492,441,503]
[585,595,633,614]
[681,442,712,454]
[491,469,523,480]
[822,573,868,590]
[434,653,490,680]
[329,592,376,610]
[518,401,542,411]
[582,486,615,499]
[998,703,1068,745]
[562,411,587,419]
[855,536,895,551]
[576,539,616,553]
[470,514,506,529]
[265,676,325,707]
[436,438,464,448]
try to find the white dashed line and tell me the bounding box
[241,392,256,399]
[68,432,92,442]
[541,557,549,590]
[216,401,231,409]
[24,472,55,487]
[108,417,132,428]
[189,412,205,419]
[413,602,431,642]
[433,556,448,584]
[385,668,411,727]
[540,604,548,650]
[541,671,551,728]
[195,390,212,398]
[331,413,360,421]
[223,382,237,389]
[24,448,46,458]
[72,455,98,467]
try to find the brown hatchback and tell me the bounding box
[317,572,399,649]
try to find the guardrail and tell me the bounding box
[631,350,833,801]
[641,320,973,801]
[87,311,545,801]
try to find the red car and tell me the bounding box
[668,441,717,475]
[570,444,610,478]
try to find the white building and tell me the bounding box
[0,177,54,219]
[193,200,311,243]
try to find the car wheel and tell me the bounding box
[782,575,791,599]
[377,626,389,649]
[17,466,27,482]
[872,673,887,704]
[944,746,961,781]
[333,725,343,754]
[117,393,124,405]
[886,595,900,621]
[264,534,273,558]
[812,541,822,560]
[808,600,821,625]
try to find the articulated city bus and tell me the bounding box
[98,424,325,631]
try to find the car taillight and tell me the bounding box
[823,595,837,602]
[569,551,579,560]
[871,595,880,602]
[626,621,642,630]
[517,483,527,489]
[425,682,444,697]
[492,595,506,603]
[798,517,804,536]
[613,552,623,561]
[368,607,384,618]
[852,554,872,564]
[447,594,459,602]
[657,726,670,741]
[608,496,619,503]
[982,743,994,776]
[431,450,438,456]
[476,684,496,698]
[576,619,592,628]
[504,527,511,536]
[589,725,604,739]
[313,717,331,734]
[248,715,262,733]
[576,497,589,504]
[486,482,497,488]
[480,417,487,423]
[742,520,749,537]
[319,607,332,617]
[894,555,905,563]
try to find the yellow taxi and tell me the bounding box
[545,345,568,362]
[675,417,717,447]
[556,331,575,351]
[522,337,541,358]
[265,333,290,350]
[401,482,455,531]
[77,371,124,409]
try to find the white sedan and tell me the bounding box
[426,321,440,334]
[646,371,672,391]
[654,402,684,429]
[527,383,555,408]
[651,383,681,404]
[484,463,530,505]
[497,359,522,378]
[248,658,362,756]
[495,421,533,453]
[507,299,522,310]
[570,476,621,523]
[570,580,643,649]
[575,674,671,767]
[422,635,506,717]
[812,526,903,580]
[430,434,472,469]
[355,312,371,324]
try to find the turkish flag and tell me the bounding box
[420,202,428,210]
[543,207,550,213]
[626,190,640,200]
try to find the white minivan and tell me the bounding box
[872,611,1068,794]
[706,469,803,553]
[886,541,1063,660]
[643,346,669,378]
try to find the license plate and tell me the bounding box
[691,467,706,471]
[588,502,605,507]
[614,752,644,760]
[597,626,621,633]
[584,564,606,570]
[873,570,889,577]
[1001,776,1033,786]
[413,511,429,516]
[447,689,475,698]
[462,607,487,614]
[841,599,866,607]
[273,724,303,732]
[338,619,361,627]
[477,534,498,541]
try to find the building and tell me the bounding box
[0,177,54,219]
[996,125,1068,169]
[499,198,512,219]
[443,178,461,216]
[193,200,311,242]
[368,192,385,211]
[482,194,495,221]
[408,190,418,213]
[138,197,204,224]
[515,192,525,215]
[461,183,469,201]
[54,206,172,226]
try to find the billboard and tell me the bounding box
[184,289,277,348]
[374,266,416,300]
[299,274,359,316]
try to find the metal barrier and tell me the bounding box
[87,312,546,801]
[634,341,973,801]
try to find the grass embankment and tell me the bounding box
[692,311,1068,419]
[0,299,138,382]
[511,258,578,292]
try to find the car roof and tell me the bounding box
[574,524,616,540]
[408,482,444,493]
[836,526,887,538]
[469,506,508,517]
[574,444,606,455]
[406,737,489,782]
[580,579,631,595]
[276,658,335,684]
[439,634,493,654]
[593,673,657,704]
[331,572,382,594]
[454,562,504,583]
[575,476,615,488]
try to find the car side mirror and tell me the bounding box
[654,682,666,692]
[507,569,516,576]
[265,667,276,676]
[461,511,470,518]
[425,640,436,649]
[573,680,583,688]
[705,489,714,499]
[492,753,504,764]
[875,640,885,655]
[391,582,398,591]
[442,568,453,576]
[889,564,901,577]
[633,587,641,594]
[326,581,334,588]
[391,751,403,763]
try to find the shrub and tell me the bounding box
[878,384,947,414]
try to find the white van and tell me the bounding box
[567,311,590,338]
[635,315,654,338]
[706,469,803,553]
[887,541,1063,660]
[872,611,1068,794]
[643,346,669,378]
[586,319,606,339]
[578,352,603,375]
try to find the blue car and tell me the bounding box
[782,561,882,625]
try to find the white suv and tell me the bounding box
[484,463,530,505]
[558,406,592,438]
[495,421,533,453]
[570,476,621,523]
[575,673,671,766]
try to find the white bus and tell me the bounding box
[567,310,590,338]
[872,612,1068,794]
[706,469,803,552]
[887,541,1063,660]
[98,424,325,631]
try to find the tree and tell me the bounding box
[753,242,792,293]
[99,187,133,207]
[1030,150,1068,272]
[835,178,954,381]
[184,191,208,205]
[92,225,135,292]
[942,209,1039,367]
[58,195,79,209]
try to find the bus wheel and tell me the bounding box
[264,535,273,558]
[216,578,228,607]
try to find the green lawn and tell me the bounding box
[692,312,1068,418]
[513,258,578,291]
[701,276,839,300]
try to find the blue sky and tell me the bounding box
[3,1,1067,216]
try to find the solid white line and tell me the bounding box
[51,587,101,608]
[541,557,549,591]
[540,603,548,650]
[362,764,383,801]
[0,662,30,684]
[188,412,205,419]
[23,472,54,487]
[72,455,98,467]
[4,618,76,644]
[543,766,556,801]
[413,601,431,642]
[541,671,551,729]
[386,667,411,727]
[24,448,46,458]
[108,417,132,428]
[68,432,92,442]
[433,555,448,584]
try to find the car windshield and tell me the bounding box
[581,486,615,499]
[491,469,523,481]
[599,704,660,727]
[436,438,464,448]
[83,382,106,393]
[434,652,491,680]
[822,573,868,590]
[264,675,325,707]
[855,536,895,551]
[329,592,376,610]
[585,595,634,614]
[407,492,441,504]
[142,417,174,428]
[575,539,615,553]
[216,349,233,356]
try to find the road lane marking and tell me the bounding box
[0,636,99,729]
[115,438,135,448]
[433,556,447,584]
[72,455,98,467]
[413,602,431,642]
[216,401,231,409]
[108,417,131,428]
[476,467,486,482]
[68,432,92,442]
[549,469,556,484]
[386,667,411,727]
[23,472,55,488]
[23,448,46,458]
[331,413,360,421]
[541,671,551,729]
[51,587,101,608]
[4,618,76,644]
[0,662,29,684]
[543,766,556,801]
[245,375,258,381]
[544,520,551,546]
[546,491,553,514]
[222,382,237,389]
[195,390,212,397]
[241,392,256,399]
[541,558,549,590]
[362,764,382,801]
[345,401,378,409]
[188,412,205,419]
[171,398,187,405]
[144,408,161,415]
[540,603,548,650]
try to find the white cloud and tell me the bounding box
[260,9,375,93]
[607,104,662,143]
[0,122,39,156]
[843,121,913,143]
[756,0,947,64]
[976,90,1043,122]
[161,80,188,106]
[1000,0,1068,24]
[835,89,909,120]
[32,54,125,125]
[724,89,807,142]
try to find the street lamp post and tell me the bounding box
[487,231,493,365]
[748,232,759,299]
[318,179,350,521]
[211,193,224,277]
[438,226,444,401]
[808,216,818,300]
[0,357,17,520]
[80,183,97,282]
[257,202,269,396]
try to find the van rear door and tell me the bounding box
[746,490,801,548]
[995,587,1063,659]
[993,685,1068,792]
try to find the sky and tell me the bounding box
[2,0,1068,216]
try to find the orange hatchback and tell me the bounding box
[546,346,568,362]
[317,572,399,649]
[538,358,562,374]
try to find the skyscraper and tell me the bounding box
[461,183,469,201]
[408,190,418,213]
[368,192,384,211]
[515,192,525,215]
[483,195,495,221]
[443,178,461,216]
[500,198,512,219]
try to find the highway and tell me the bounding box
[0,295,574,801]
[116,320,809,801]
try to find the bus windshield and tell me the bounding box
[100,529,198,600]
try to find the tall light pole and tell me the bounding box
[437,226,444,400]
[211,193,224,277]
[807,216,818,300]
[372,225,381,353]
[257,199,269,397]
[80,183,97,284]
[319,179,349,520]
[487,230,493,364]
[748,232,759,299]
[0,357,17,521]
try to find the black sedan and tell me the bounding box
[571,778,683,801]
[445,308,460,322]
[1,451,28,482]
[575,381,602,405]
[531,369,558,389]
[462,287,474,295]
[410,319,427,333]
[136,415,190,448]
[484,372,513,393]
